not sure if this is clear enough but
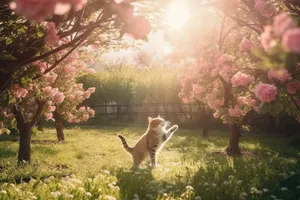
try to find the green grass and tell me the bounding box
[0,126,300,200]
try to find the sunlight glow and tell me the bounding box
[165,0,190,30]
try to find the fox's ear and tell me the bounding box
[158,115,161,118]
[148,117,153,123]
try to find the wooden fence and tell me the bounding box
[92,103,206,121]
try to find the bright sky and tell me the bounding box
[100,0,190,65]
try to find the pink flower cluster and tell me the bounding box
[64,106,95,123]
[10,84,28,99]
[267,68,291,83]
[287,81,300,94]
[9,0,88,21]
[254,83,278,103]
[43,86,58,98]
[260,12,299,54]
[239,38,252,52]
[231,72,255,87]
[238,96,259,111]
[282,28,300,54]
[228,106,242,117]
[45,22,59,46]
[192,84,205,94]
[33,61,47,73]
[254,0,277,17]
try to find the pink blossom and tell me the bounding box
[10,84,28,98]
[87,87,96,93]
[87,68,96,74]
[10,0,87,21]
[45,22,59,46]
[9,0,57,22]
[228,106,242,117]
[66,94,75,101]
[260,25,276,50]
[33,62,47,73]
[254,83,278,103]
[47,105,56,112]
[216,54,230,67]
[273,13,296,36]
[44,112,53,121]
[210,68,219,77]
[267,68,291,83]
[287,81,300,94]
[213,112,220,118]
[231,72,254,87]
[192,84,205,94]
[79,106,85,112]
[54,92,65,104]
[83,91,91,99]
[82,114,89,121]
[239,37,252,52]
[254,0,266,12]
[125,16,151,40]
[87,107,95,117]
[255,0,276,17]
[43,86,55,97]
[282,28,300,54]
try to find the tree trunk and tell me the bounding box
[225,110,255,156]
[54,112,65,141]
[12,106,31,166]
[225,124,241,155]
[18,124,31,166]
[201,125,209,138]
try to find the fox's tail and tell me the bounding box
[117,134,133,154]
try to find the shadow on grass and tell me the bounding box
[32,145,59,155]
[116,167,182,200]
[0,147,16,158]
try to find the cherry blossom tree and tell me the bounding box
[0,0,152,165]
[167,0,300,155]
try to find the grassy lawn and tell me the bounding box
[0,126,300,200]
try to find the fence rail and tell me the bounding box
[92,103,205,121]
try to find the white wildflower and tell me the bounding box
[223,181,229,185]
[228,175,234,179]
[237,180,243,185]
[211,183,217,188]
[262,188,269,193]
[104,195,116,200]
[296,185,300,189]
[241,192,247,197]
[102,170,110,174]
[86,192,92,197]
[78,187,85,192]
[281,187,288,191]
[50,191,61,198]
[0,190,7,195]
[186,185,194,191]
[256,190,263,195]
[203,182,209,187]
[133,194,139,198]
[290,171,295,175]
[195,196,202,200]
[270,195,276,199]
